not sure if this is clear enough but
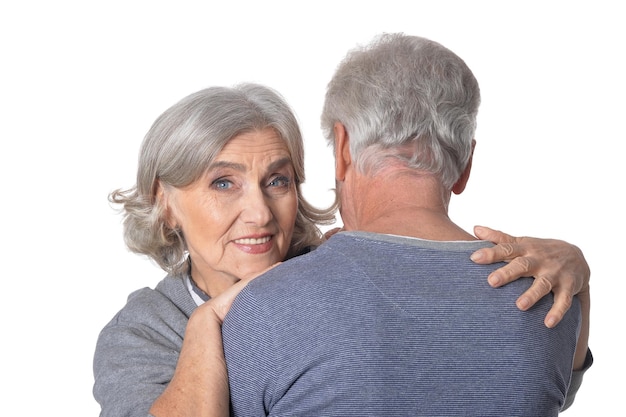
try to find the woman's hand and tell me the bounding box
[470,226,590,328]
[323,227,343,241]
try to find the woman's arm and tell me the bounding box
[149,303,230,417]
[563,288,592,410]
[150,274,267,417]
[572,288,590,370]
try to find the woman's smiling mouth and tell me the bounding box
[234,236,272,245]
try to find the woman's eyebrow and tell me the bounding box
[207,157,292,173]
[267,157,293,172]
[207,160,246,172]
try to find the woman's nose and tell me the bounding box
[240,187,273,226]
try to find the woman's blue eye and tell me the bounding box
[212,179,232,190]
[269,176,291,188]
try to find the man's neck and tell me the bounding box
[340,170,476,242]
[346,208,476,241]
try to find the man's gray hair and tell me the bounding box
[321,33,481,189]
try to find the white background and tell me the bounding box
[1,1,622,415]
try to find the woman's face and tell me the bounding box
[165,128,298,297]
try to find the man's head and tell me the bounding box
[321,33,480,192]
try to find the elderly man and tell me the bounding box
[221,33,591,416]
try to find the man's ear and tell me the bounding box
[452,140,476,195]
[334,122,352,181]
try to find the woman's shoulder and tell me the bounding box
[100,275,195,335]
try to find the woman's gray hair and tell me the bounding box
[321,33,481,190]
[110,83,336,274]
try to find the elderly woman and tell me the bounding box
[94,83,334,415]
[93,83,590,417]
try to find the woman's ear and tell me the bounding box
[156,180,178,229]
[452,140,476,195]
[333,122,352,182]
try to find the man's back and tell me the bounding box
[223,231,581,417]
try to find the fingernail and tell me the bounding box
[488,273,500,286]
[518,297,530,310]
[471,251,483,262]
[546,317,557,328]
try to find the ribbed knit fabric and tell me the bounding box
[223,231,581,417]
[93,273,196,417]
